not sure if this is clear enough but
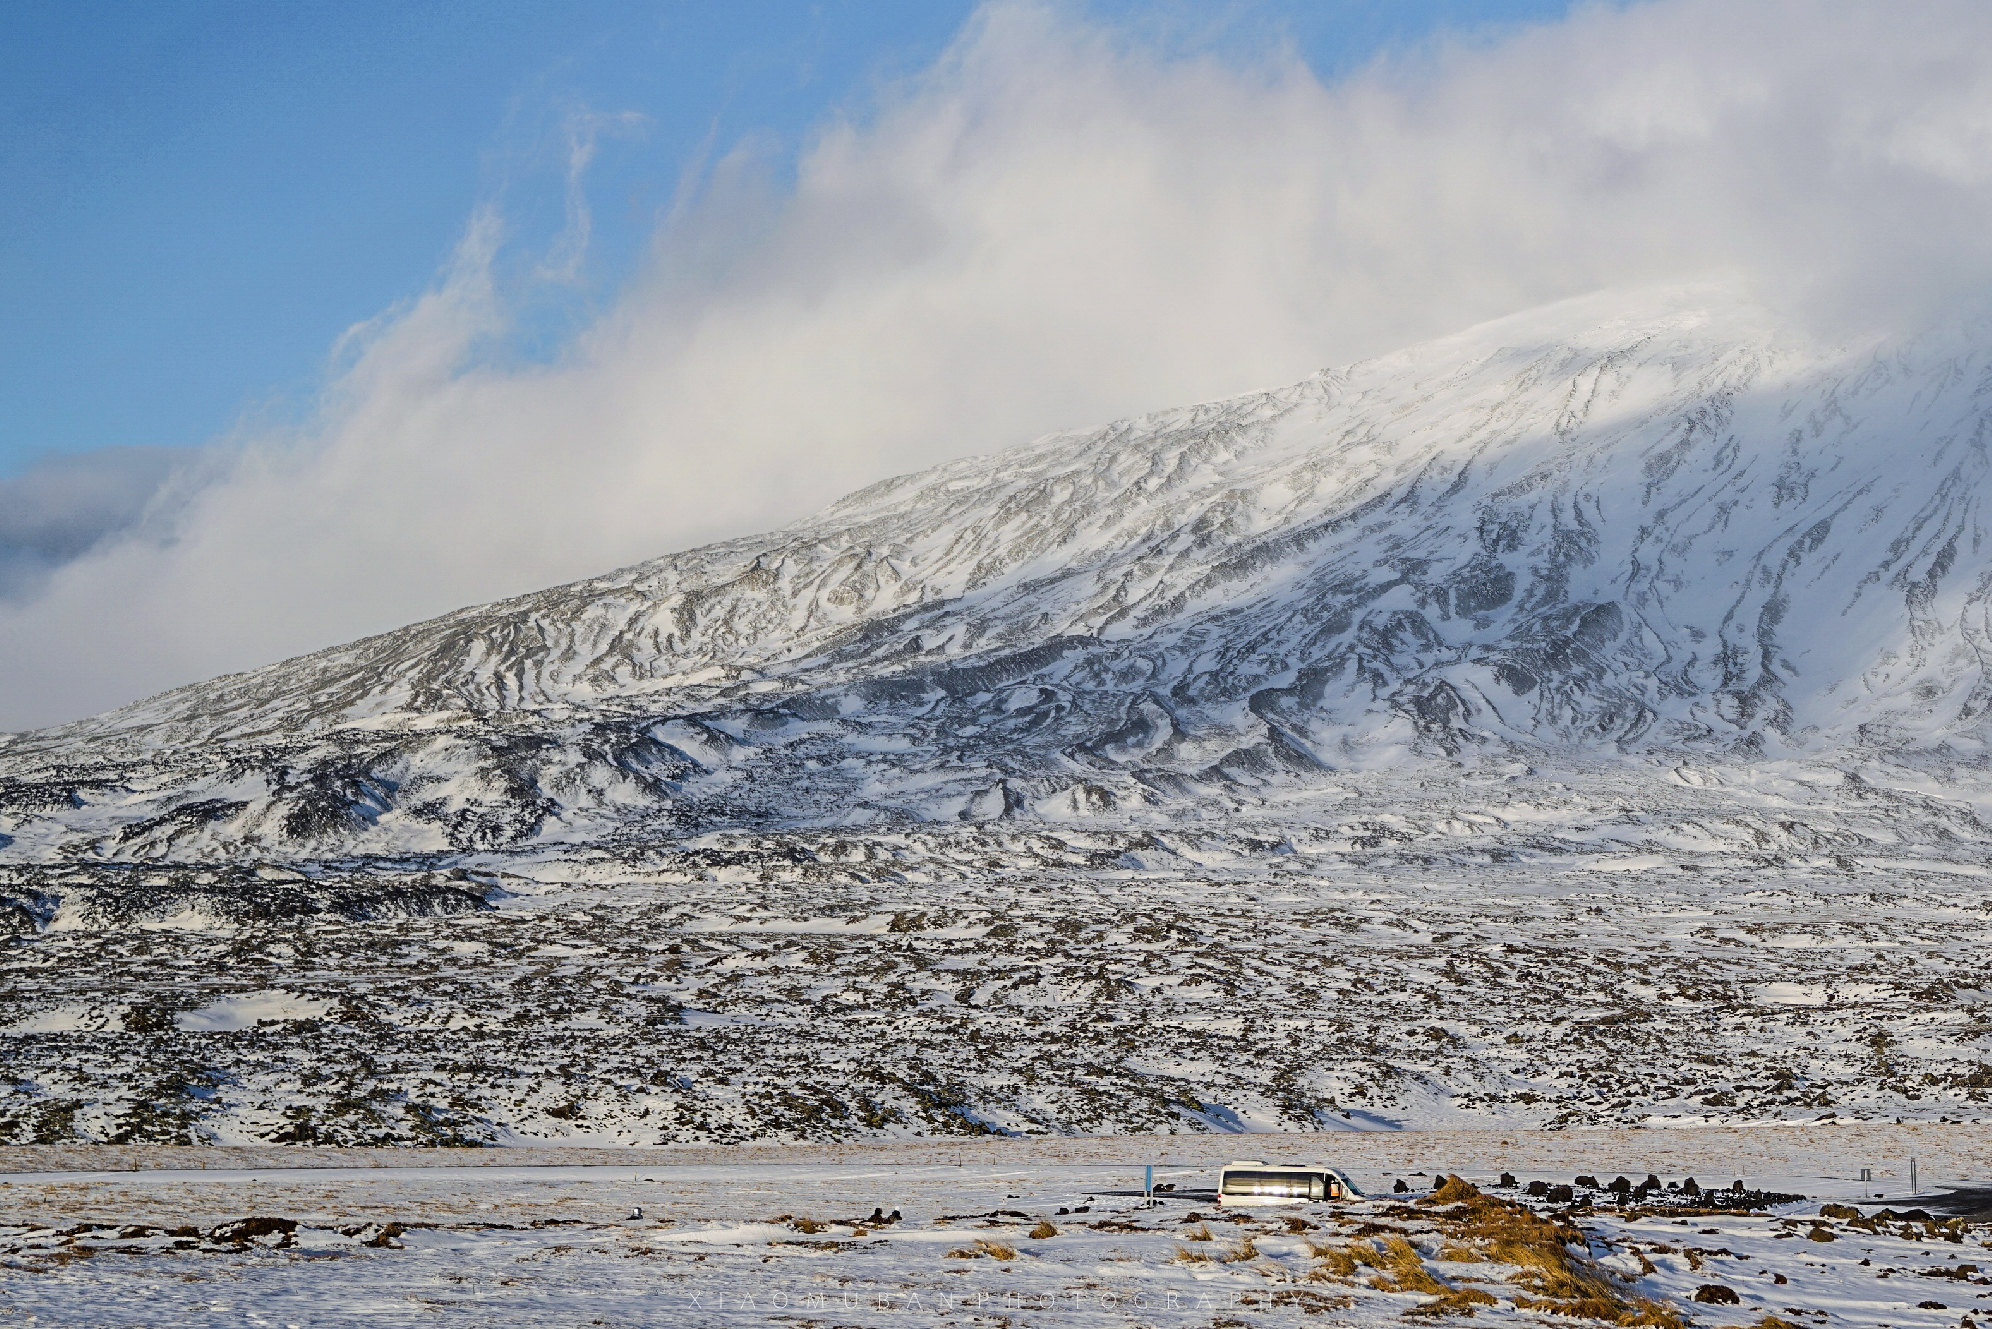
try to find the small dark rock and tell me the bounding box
[1525,1180,1549,1197]
[1547,1184,1575,1204]
[338,1221,407,1248]
[1498,1173,1517,1187]
[1691,1284,1740,1305]
[208,1216,297,1247]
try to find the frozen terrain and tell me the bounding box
[1,797,1991,1146]
[0,285,1989,1153]
[13,287,1992,855]
[0,1132,1988,1327]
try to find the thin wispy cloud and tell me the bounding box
[4,0,1990,732]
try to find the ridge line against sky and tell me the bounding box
[3,0,1991,732]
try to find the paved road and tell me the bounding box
[1882,1184,1992,1221]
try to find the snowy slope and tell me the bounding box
[7,284,1992,854]
[6,287,1992,1150]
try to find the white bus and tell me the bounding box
[1215,1161,1360,1207]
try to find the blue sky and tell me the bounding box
[1,0,1573,478]
[11,0,1981,730]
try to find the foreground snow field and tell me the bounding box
[0,1133,1987,1327]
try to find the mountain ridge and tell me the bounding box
[7,285,1992,858]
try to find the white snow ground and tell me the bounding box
[0,1133,1988,1327]
[6,287,1992,1321]
[4,804,1992,1146]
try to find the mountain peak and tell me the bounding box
[4,287,1988,857]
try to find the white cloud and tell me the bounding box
[6,0,1992,731]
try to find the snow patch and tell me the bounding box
[174,990,338,1032]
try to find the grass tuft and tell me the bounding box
[1398,1176,1688,1327]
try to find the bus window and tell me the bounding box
[1221,1169,1323,1198]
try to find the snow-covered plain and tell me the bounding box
[6,288,1992,1317]
[1,1135,1988,1327]
[2,798,1991,1145]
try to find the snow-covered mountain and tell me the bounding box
[7,285,1992,859]
[8,286,1992,1148]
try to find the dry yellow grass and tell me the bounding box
[1184,1223,1213,1241]
[1350,1231,1500,1316]
[942,1237,1019,1260]
[1416,1174,1685,1327]
[1374,1235,1449,1294]
[1028,1220,1057,1239]
[1308,1237,1383,1278]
